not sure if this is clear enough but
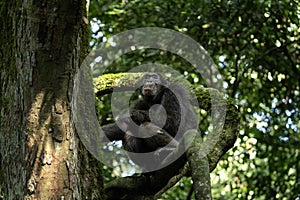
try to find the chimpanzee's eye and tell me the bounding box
[151,75,158,79]
[144,75,150,79]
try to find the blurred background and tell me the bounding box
[89,0,300,199]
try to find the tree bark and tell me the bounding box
[185,130,212,200]
[0,0,104,199]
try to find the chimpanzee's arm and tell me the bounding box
[102,123,125,141]
[101,98,151,142]
[129,99,151,125]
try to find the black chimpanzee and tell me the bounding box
[102,73,197,169]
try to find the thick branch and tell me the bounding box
[185,130,211,200]
[105,155,187,200]
[94,73,143,96]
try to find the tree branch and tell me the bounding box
[153,163,190,199]
[185,130,211,200]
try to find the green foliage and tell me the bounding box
[90,0,300,199]
[162,177,194,200]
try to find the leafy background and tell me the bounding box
[89,0,300,199]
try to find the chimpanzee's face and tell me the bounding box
[140,73,163,97]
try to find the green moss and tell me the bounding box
[79,0,92,64]
[80,23,91,63]
[93,73,143,95]
[0,1,18,114]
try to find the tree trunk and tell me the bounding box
[0,0,104,199]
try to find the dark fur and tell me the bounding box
[102,73,197,157]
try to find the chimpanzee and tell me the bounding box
[102,73,197,168]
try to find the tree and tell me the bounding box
[0,1,237,199]
[89,0,300,199]
[2,0,298,199]
[0,0,104,199]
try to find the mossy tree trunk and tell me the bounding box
[0,0,104,199]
